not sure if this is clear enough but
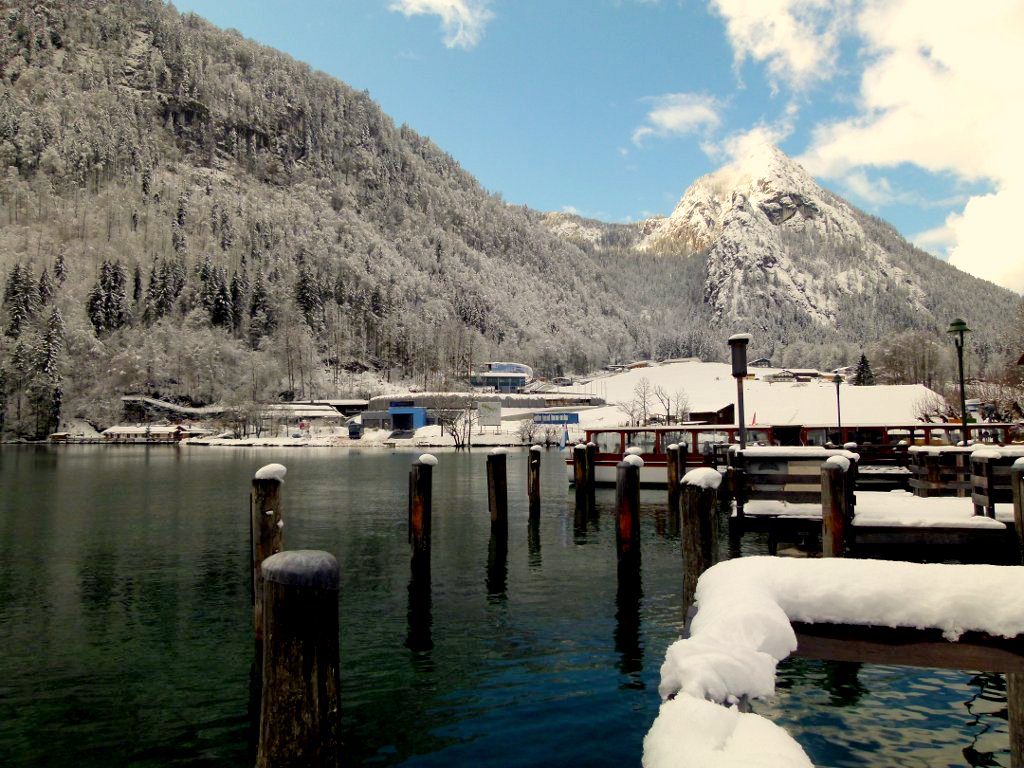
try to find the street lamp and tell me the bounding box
[728,333,751,449]
[833,373,843,443]
[947,318,972,444]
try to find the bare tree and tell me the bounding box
[654,385,690,424]
[431,394,476,449]
[633,376,655,426]
[914,391,955,422]
[516,418,538,445]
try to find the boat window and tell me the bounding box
[696,430,729,453]
[805,428,828,446]
[627,431,656,454]
[662,431,691,453]
[594,432,622,454]
[748,428,771,446]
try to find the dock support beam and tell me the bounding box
[616,460,641,564]
[528,445,542,520]
[681,475,719,611]
[822,460,851,558]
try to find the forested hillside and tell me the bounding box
[0,0,657,433]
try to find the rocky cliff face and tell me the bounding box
[638,144,935,327]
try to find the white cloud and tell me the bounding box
[793,0,1024,291]
[912,222,955,258]
[389,0,493,49]
[632,93,721,146]
[710,0,853,90]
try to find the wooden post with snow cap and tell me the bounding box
[1012,449,1024,768]
[528,445,542,520]
[487,448,509,539]
[257,550,341,768]
[822,455,851,558]
[666,443,681,517]
[586,441,598,501]
[573,443,587,511]
[252,464,286,649]
[616,456,643,562]
[681,467,721,610]
[410,454,436,561]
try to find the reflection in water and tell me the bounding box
[485,533,508,601]
[405,550,433,657]
[527,518,542,571]
[823,662,867,707]
[615,556,643,686]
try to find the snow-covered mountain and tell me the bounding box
[638,143,937,326]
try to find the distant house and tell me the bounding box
[764,370,797,383]
[101,424,211,442]
[749,357,772,368]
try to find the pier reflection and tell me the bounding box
[485,533,508,602]
[527,518,542,571]
[405,550,433,659]
[614,555,643,687]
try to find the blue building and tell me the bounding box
[388,402,429,431]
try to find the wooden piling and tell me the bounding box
[586,441,598,512]
[822,458,851,558]
[1011,670,1024,768]
[487,450,509,539]
[573,443,587,512]
[1013,461,1024,565]
[252,465,285,653]
[257,550,341,768]
[410,455,435,562]
[681,472,719,610]
[528,445,542,520]
[616,459,641,562]
[666,443,681,518]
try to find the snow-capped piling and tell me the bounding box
[616,459,641,564]
[573,443,588,512]
[251,464,286,702]
[666,443,682,521]
[822,457,852,558]
[409,455,433,566]
[528,445,542,520]
[257,550,340,768]
[585,441,598,509]
[680,468,721,610]
[487,448,508,539]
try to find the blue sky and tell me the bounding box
[172,1,1024,292]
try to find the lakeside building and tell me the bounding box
[468,362,535,393]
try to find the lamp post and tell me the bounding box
[728,333,751,449]
[833,373,843,444]
[947,318,972,444]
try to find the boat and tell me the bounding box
[566,422,1022,488]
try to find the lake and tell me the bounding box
[0,445,1010,766]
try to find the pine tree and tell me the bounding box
[4,263,38,338]
[211,274,233,327]
[38,268,53,307]
[853,353,876,386]
[230,271,245,333]
[249,271,274,345]
[87,261,131,334]
[133,264,143,307]
[295,263,323,331]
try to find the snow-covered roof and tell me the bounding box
[102,424,211,435]
[560,360,938,428]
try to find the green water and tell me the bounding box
[0,445,1011,766]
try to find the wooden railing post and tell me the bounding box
[1011,459,1024,768]
[681,468,721,610]
[528,445,542,520]
[616,457,642,563]
[822,456,851,558]
[410,454,436,563]
[487,448,508,540]
[573,443,587,512]
[257,550,341,768]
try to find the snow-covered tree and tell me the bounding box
[853,353,875,386]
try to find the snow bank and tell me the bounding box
[853,491,1004,529]
[643,693,812,768]
[647,557,1024,767]
[682,467,723,490]
[254,463,287,481]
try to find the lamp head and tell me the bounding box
[727,333,751,378]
